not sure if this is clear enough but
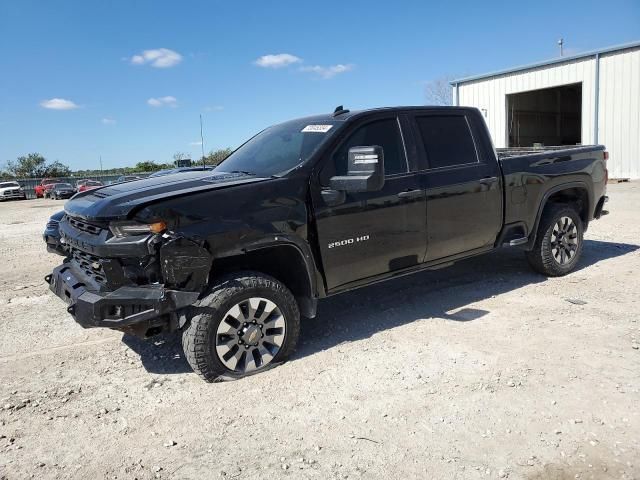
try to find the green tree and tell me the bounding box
[5,153,71,178]
[6,153,48,177]
[204,148,233,166]
[134,160,172,172]
[44,160,71,177]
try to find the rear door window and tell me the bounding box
[415,115,479,169]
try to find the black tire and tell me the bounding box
[182,271,300,382]
[526,203,584,277]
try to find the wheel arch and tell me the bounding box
[210,243,319,318]
[527,181,592,250]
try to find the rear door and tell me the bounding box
[311,115,427,291]
[410,110,503,261]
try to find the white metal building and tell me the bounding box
[451,41,640,179]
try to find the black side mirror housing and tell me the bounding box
[329,146,385,193]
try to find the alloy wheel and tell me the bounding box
[550,216,579,265]
[215,297,286,373]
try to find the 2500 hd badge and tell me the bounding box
[327,235,370,249]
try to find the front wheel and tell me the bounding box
[182,271,300,382]
[526,203,584,276]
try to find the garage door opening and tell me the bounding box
[507,83,582,147]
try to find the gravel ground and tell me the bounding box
[1,184,639,480]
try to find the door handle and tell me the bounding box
[397,189,423,199]
[479,176,498,185]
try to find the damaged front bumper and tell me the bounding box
[47,215,213,333]
[46,263,199,330]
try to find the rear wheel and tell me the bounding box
[182,271,300,382]
[526,203,584,276]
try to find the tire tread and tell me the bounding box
[182,271,300,382]
[526,203,583,277]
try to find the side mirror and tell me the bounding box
[329,146,385,193]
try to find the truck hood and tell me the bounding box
[64,171,269,221]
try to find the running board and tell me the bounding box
[507,237,528,246]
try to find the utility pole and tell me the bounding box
[200,114,206,167]
[558,38,564,57]
[99,155,103,174]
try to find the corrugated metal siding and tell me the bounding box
[457,46,640,178]
[458,57,596,148]
[598,48,640,179]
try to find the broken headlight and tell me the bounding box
[109,220,166,238]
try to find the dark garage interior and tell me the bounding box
[507,83,582,147]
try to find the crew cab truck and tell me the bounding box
[46,106,609,382]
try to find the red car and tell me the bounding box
[77,179,103,192]
[35,178,57,198]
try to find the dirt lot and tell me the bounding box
[1,184,639,480]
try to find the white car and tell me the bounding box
[0,181,27,201]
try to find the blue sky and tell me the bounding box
[1,0,639,171]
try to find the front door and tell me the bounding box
[311,116,427,291]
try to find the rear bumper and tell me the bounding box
[46,263,199,329]
[594,195,609,219]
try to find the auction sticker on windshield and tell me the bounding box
[302,125,333,133]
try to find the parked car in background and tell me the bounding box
[35,178,57,198]
[49,183,76,200]
[148,166,215,178]
[75,179,89,191]
[43,211,66,255]
[78,179,103,192]
[0,181,27,201]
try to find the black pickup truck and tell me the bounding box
[46,106,609,381]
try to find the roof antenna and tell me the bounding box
[333,105,350,117]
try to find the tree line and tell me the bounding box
[0,149,233,179]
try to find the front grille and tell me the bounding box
[70,247,107,286]
[67,216,103,235]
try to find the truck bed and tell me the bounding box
[496,144,607,242]
[496,145,600,160]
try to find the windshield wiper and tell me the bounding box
[226,170,280,179]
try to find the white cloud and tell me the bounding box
[40,98,79,110]
[147,96,178,107]
[130,48,183,68]
[189,141,203,146]
[300,64,354,79]
[254,53,302,68]
[101,117,116,125]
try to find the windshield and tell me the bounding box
[56,183,73,189]
[0,182,19,188]
[215,118,340,177]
